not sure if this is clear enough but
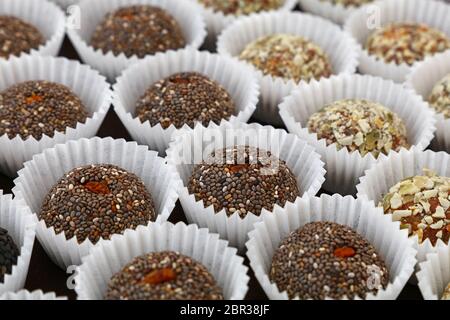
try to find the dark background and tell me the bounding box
[0,36,423,300]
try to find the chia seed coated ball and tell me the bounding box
[0,227,19,283]
[365,23,450,66]
[320,0,373,7]
[188,146,301,217]
[429,73,450,119]
[104,251,224,300]
[443,282,450,300]
[380,169,450,246]
[307,99,409,158]
[90,5,186,58]
[198,0,284,15]
[0,15,44,59]
[40,164,156,244]
[239,34,333,83]
[0,80,88,140]
[270,221,390,300]
[135,72,236,129]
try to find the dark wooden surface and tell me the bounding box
[0,36,423,300]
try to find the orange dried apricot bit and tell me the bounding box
[84,181,110,194]
[334,247,356,258]
[25,93,43,104]
[141,268,177,285]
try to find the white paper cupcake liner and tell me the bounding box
[217,11,360,127]
[298,0,371,25]
[406,51,450,153]
[75,221,249,300]
[279,73,436,195]
[0,192,37,296]
[12,137,182,270]
[49,0,78,9]
[0,289,67,300]
[356,147,450,266]
[113,48,259,155]
[194,0,297,50]
[246,193,417,300]
[0,0,65,61]
[0,55,112,177]
[166,121,326,252]
[344,0,450,83]
[417,245,450,300]
[67,0,207,81]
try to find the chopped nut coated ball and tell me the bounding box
[198,0,284,15]
[429,73,450,119]
[0,227,19,283]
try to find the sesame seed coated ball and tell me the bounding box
[90,5,186,58]
[0,227,19,283]
[429,73,450,119]
[365,23,450,66]
[239,34,333,83]
[188,146,301,217]
[307,99,409,158]
[198,0,284,15]
[443,283,450,300]
[270,221,390,300]
[40,164,156,244]
[0,15,44,59]
[105,251,224,300]
[320,0,373,7]
[380,169,450,246]
[135,72,236,129]
[0,80,88,140]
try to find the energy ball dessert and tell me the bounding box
[198,0,284,15]
[365,23,450,66]
[320,0,373,6]
[104,251,224,300]
[429,73,450,119]
[0,15,44,59]
[307,99,409,157]
[380,169,450,246]
[90,5,186,58]
[0,80,88,140]
[188,146,300,217]
[0,227,20,283]
[443,282,450,300]
[136,72,236,129]
[40,164,156,244]
[239,34,332,82]
[270,221,390,300]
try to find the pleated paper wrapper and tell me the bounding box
[417,245,450,300]
[0,289,67,300]
[298,0,371,25]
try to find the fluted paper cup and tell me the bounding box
[0,0,65,60]
[166,121,326,252]
[417,245,450,300]
[12,137,182,270]
[113,49,259,155]
[50,0,78,9]
[75,222,249,300]
[0,55,112,177]
[217,11,360,126]
[406,51,450,153]
[0,289,67,300]
[246,194,417,300]
[344,0,450,83]
[0,192,36,295]
[67,0,207,81]
[279,73,436,195]
[356,147,450,265]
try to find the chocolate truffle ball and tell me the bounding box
[307,99,409,157]
[104,251,224,300]
[198,0,283,15]
[239,34,332,82]
[380,169,450,246]
[40,164,156,244]
[365,23,450,66]
[270,221,390,300]
[188,146,301,217]
[0,15,44,59]
[321,0,373,7]
[0,227,19,283]
[135,72,236,129]
[429,73,450,119]
[90,5,186,58]
[443,282,450,300]
[0,80,88,140]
